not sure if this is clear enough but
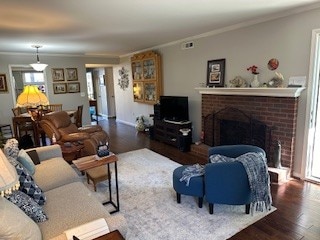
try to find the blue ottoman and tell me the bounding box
[173,165,204,208]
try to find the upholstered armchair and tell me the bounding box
[40,111,109,157]
[205,145,266,214]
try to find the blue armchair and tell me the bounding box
[205,145,266,214]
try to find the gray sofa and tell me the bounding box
[0,145,127,240]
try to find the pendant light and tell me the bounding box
[30,45,48,72]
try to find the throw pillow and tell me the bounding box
[3,138,19,159]
[14,162,46,205]
[26,150,41,165]
[5,191,48,223]
[17,149,36,175]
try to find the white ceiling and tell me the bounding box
[0,0,320,57]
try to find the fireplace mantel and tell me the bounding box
[195,87,305,98]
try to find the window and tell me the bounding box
[22,72,46,92]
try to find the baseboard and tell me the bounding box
[116,119,135,127]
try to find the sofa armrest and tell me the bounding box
[26,144,63,162]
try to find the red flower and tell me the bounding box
[247,65,259,74]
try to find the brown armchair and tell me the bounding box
[39,111,109,157]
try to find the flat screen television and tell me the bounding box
[159,96,189,122]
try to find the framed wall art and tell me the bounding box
[206,58,225,87]
[0,74,8,92]
[67,82,80,93]
[66,68,78,81]
[52,68,65,81]
[53,83,67,94]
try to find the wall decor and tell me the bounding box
[66,68,78,81]
[67,82,80,93]
[0,74,8,92]
[52,68,65,81]
[206,58,226,87]
[53,83,67,94]
[118,67,129,90]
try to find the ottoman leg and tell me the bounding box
[209,203,214,214]
[176,192,181,204]
[198,197,203,208]
[245,204,250,214]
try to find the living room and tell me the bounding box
[0,1,320,238]
[1,2,320,179]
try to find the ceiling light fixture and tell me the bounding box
[30,45,48,72]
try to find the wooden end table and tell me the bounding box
[93,230,124,240]
[73,153,120,214]
[60,143,84,163]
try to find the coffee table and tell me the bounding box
[73,153,120,214]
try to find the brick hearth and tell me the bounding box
[201,94,298,171]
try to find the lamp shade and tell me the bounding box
[0,150,20,197]
[30,63,48,72]
[30,45,48,72]
[16,85,49,107]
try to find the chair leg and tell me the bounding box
[198,197,203,208]
[245,204,250,214]
[176,192,181,203]
[209,203,214,214]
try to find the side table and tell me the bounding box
[73,154,120,214]
[93,230,124,240]
[60,144,84,163]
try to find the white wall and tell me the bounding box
[113,60,153,127]
[0,54,119,126]
[115,7,320,177]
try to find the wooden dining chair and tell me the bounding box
[47,104,63,112]
[74,105,83,127]
[11,107,34,136]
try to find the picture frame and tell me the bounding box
[52,68,65,81]
[53,83,67,94]
[206,58,226,87]
[0,74,8,92]
[67,82,80,93]
[66,68,78,81]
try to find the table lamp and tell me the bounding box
[16,85,49,108]
[0,150,20,197]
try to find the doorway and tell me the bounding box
[303,29,320,183]
[9,65,48,105]
[85,66,116,122]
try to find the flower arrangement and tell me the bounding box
[247,65,259,75]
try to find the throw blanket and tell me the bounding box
[179,164,205,186]
[210,152,272,213]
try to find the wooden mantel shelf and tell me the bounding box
[195,87,306,98]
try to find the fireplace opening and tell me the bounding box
[203,107,272,161]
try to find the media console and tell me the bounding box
[153,119,192,152]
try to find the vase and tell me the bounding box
[251,74,260,88]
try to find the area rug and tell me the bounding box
[82,148,276,240]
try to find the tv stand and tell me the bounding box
[153,119,192,151]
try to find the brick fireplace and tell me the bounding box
[197,88,305,172]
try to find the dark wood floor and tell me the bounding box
[100,118,320,240]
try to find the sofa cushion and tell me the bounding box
[38,182,112,239]
[0,197,42,240]
[5,190,47,223]
[15,162,46,205]
[33,157,81,192]
[17,149,36,175]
